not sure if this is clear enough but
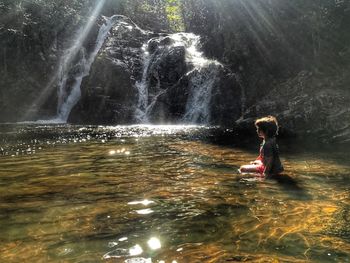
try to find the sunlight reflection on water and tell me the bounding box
[0,125,349,262]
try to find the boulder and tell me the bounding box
[145,45,188,123]
[69,16,151,124]
[68,56,137,124]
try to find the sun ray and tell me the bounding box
[22,0,106,122]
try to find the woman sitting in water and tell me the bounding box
[239,116,284,177]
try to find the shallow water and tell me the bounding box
[0,125,349,262]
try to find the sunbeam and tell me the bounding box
[21,0,106,122]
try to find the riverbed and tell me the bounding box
[0,125,349,262]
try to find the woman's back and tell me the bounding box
[261,137,284,175]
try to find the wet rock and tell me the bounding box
[69,55,137,124]
[0,26,58,122]
[146,45,188,123]
[69,16,151,124]
[210,68,242,126]
[236,71,350,143]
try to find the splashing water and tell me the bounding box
[135,33,222,124]
[179,33,222,124]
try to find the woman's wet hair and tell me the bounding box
[255,116,279,137]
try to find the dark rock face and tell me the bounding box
[136,33,242,124]
[148,64,242,125]
[0,1,100,122]
[144,44,188,123]
[181,0,350,143]
[69,16,150,124]
[0,25,58,122]
[210,69,242,126]
[69,21,242,125]
[68,57,136,124]
[237,71,350,143]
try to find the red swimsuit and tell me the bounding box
[256,154,265,174]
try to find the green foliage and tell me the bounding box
[165,0,185,32]
[119,0,184,32]
[121,0,168,31]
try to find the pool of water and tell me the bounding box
[0,125,349,262]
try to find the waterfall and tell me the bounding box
[52,15,120,123]
[135,32,222,124]
[134,43,152,123]
[180,34,222,124]
[183,64,220,124]
[134,40,168,123]
[55,49,86,123]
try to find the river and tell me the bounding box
[0,124,349,262]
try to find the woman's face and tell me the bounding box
[256,127,265,138]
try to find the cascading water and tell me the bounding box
[183,64,220,124]
[50,15,121,123]
[30,14,227,125]
[134,44,152,123]
[54,49,87,123]
[180,34,222,124]
[134,39,170,123]
[135,33,222,124]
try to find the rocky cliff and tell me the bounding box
[236,71,350,143]
[69,16,241,125]
[69,16,150,124]
[182,0,350,143]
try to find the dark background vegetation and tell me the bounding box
[0,0,349,142]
